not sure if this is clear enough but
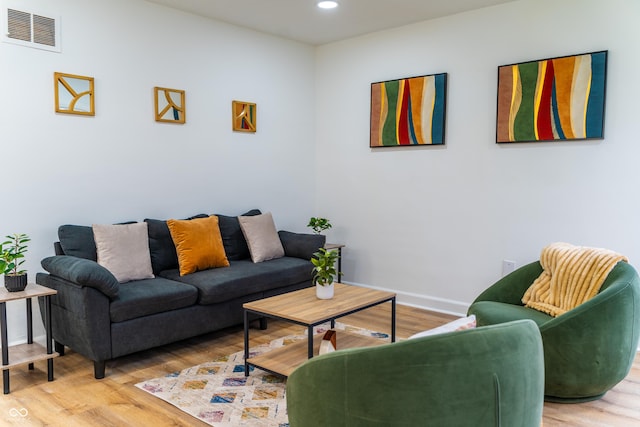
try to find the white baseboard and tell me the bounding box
[341,281,640,351]
[342,280,470,317]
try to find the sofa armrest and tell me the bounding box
[278,231,326,260]
[36,271,113,375]
[41,255,119,299]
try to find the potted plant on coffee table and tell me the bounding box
[311,247,341,299]
[0,233,30,292]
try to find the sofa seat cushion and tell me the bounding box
[158,257,312,305]
[110,278,199,323]
[469,301,553,328]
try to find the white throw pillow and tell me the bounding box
[408,315,476,340]
[238,212,285,263]
[92,223,155,283]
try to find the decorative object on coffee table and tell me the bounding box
[319,330,336,355]
[311,247,340,299]
[307,217,332,235]
[0,233,30,292]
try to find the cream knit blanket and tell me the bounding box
[522,242,628,317]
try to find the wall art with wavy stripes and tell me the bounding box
[370,73,447,147]
[496,51,608,143]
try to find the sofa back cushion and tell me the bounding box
[215,209,261,261]
[58,224,97,260]
[145,214,208,274]
[58,221,136,260]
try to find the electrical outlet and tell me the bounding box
[502,260,516,276]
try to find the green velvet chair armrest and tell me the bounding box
[41,255,120,299]
[538,263,640,400]
[287,320,544,427]
[471,261,543,306]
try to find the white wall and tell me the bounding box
[3,0,638,343]
[0,0,316,342]
[315,0,640,314]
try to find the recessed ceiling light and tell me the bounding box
[317,1,339,9]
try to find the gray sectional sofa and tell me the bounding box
[35,210,325,379]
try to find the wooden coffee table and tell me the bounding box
[243,283,396,377]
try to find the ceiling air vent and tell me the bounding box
[3,7,60,52]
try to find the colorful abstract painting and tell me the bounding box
[496,51,607,143]
[370,73,447,147]
[232,100,257,133]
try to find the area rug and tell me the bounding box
[135,322,389,426]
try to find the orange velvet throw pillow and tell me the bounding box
[167,216,229,276]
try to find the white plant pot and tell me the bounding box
[316,282,335,300]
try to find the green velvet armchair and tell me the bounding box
[286,320,544,427]
[468,260,640,402]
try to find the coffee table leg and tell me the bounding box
[244,310,250,376]
[391,297,396,343]
[308,326,314,358]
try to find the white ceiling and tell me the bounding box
[145,0,516,45]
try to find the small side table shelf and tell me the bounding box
[325,243,345,283]
[0,283,58,394]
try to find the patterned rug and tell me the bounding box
[135,322,389,426]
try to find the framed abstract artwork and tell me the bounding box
[54,72,95,116]
[154,87,186,124]
[232,100,257,132]
[370,73,447,147]
[496,50,608,143]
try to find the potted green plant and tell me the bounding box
[0,233,30,292]
[307,217,332,235]
[311,247,341,299]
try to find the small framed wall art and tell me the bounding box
[54,72,95,116]
[232,100,257,132]
[496,50,608,143]
[370,73,447,147]
[154,87,186,124]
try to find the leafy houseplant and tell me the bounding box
[307,217,332,235]
[311,247,341,299]
[0,233,30,292]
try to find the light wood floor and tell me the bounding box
[0,304,637,426]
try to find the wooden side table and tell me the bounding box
[0,283,58,394]
[325,243,345,283]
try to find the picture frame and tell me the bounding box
[154,87,186,124]
[232,100,257,132]
[54,72,95,116]
[496,50,608,143]
[370,73,447,147]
